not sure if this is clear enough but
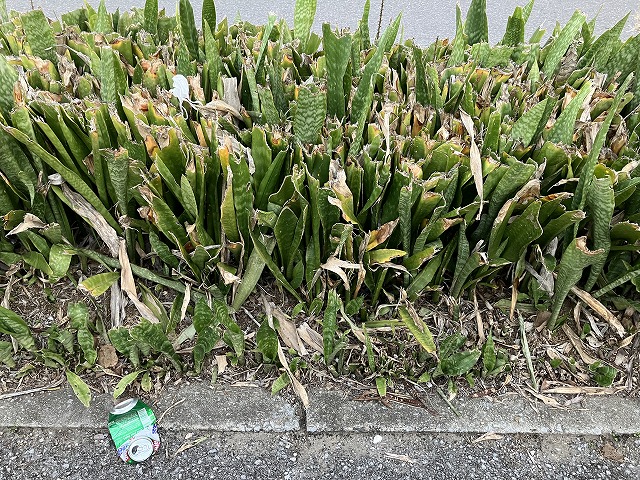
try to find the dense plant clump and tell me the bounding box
[0,0,639,400]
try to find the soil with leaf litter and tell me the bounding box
[1,264,638,409]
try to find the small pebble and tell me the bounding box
[373,435,382,444]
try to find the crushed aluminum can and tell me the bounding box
[108,398,160,463]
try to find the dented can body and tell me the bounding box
[108,398,160,463]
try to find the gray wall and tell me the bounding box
[5,0,639,44]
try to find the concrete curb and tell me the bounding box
[1,384,639,435]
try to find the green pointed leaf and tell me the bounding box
[20,10,57,62]
[22,251,53,276]
[80,272,121,297]
[0,54,18,116]
[323,24,352,118]
[465,0,488,45]
[482,333,496,373]
[143,0,158,34]
[0,341,15,368]
[542,11,585,78]
[66,370,91,407]
[271,372,291,394]
[49,244,72,280]
[502,6,525,46]
[95,0,112,34]
[68,302,97,366]
[202,0,216,34]
[577,13,628,71]
[584,177,614,290]
[294,85,326,144]
[398,306,436,354]
[323,290,339,364]
[549,237,604,329]
[502,201,543,262]
[447,5,465,66]
[294,0,317,52]
[193,298,221,374]
[131,319,183,370]
[257,318,278,364]
[178,0,199,60]
[511,98,551,146]
[441,350,481,376]
[113,370,143,399]
[547,81,592,144]
[0,306,35,352]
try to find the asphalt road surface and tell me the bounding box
[4,0,639,45]
[1,428,638,480]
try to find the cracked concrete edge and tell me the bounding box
[1,384,639,435]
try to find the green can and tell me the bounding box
[108,398,160,463]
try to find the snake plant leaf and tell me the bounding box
[482,110,501,155]
[501,6,525,47]
[474,162,536,241]
[294,0,317,53]
[0,0,7,22]
[229,153,253,245]
[149,230,180,269]
[547,80,592,144]
[584,177,614,290]
[0,54,18,116]
[350,14,401,154]
[357,0,371,48]
[549,237,604,330]
[522,0,535,24]
[572,74,632,211]
[604,33,640,82]
[447,5,465,67]
[131,319,183,370]
[178,0,199,60]
[328,160,358,225]
[0,129,38,203]
[250,229,303,303]
[202,0,216,34]
[95,0,112,34]
[275,206,299,273]
[406,252,443,300]
[577,13,628,71]
[367,249,406,264]
[257,317,278,363]
[441,349,481,376]
[104,148,129,217]
[511,97,551,147]
[143,0,158,34]
[68,302,97,366]
[398,306,436,354]
[536,210,585,247]
[204,19,223,96]
[79,271,121,297]
[232,237,275,311]
[66,371,91,407]
[113,370,142,399]
[0,341,15,368]
[451,251,488,298]
[22,251,54,276]
[502,200,543,262]
[465,0,488,45]
[542,10,585,78]
[212,301,244,359]
[323,289,339,364]
[193,298,221,374]
[20,10,57,63]
[294,84,326,144]
[0,305,36,351]
[49,244,73,280]
[323,24,352,119]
